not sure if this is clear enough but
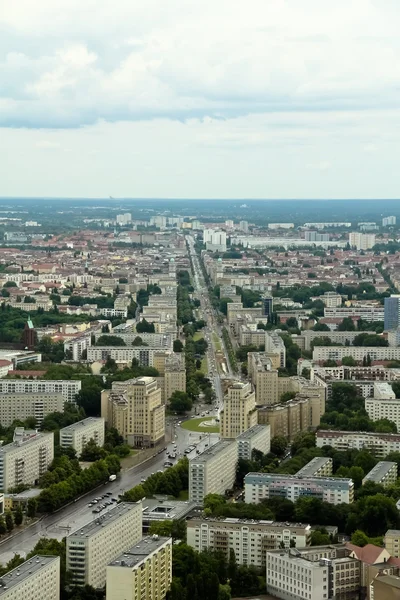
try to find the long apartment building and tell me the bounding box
[298,330,361,351]
[324,306,384,321]
[266,545,360,600]
[0,428,54,492]
[313,346,400,362]
[87,346,168,367]
[257,393,325,440]
[95,331,173,349]
[365,395,400,431]
[311,364,400,399]
[187,517,311,567]
[0,379,81,403]
[106,536,172,600]
[316,429,400,457]
[244,472,354,505]
[362,461,397,488]
[0,393,64,426]
[101,377,165,448]
[295,457,333,478]
[0,555,60,600]
[60,417,105,457]
[220,381,258,439]
[66,501,143,589]
[237,424,270,460]
[189,440,237,504]
[265,331,286,368]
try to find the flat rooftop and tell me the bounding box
[108,536,170,568]
[142,499,197,521]
[190,440,235,464]
[363,461,397,482]
[0,555,59,595]
[187,516,311,529]
[68,502,139,538]
[60,417,104,433]
[237,425,269,440]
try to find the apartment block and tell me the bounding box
[0,393,64,426]
[236,424,270,460]
[324,306,384,322]
[362,461,397,488]
[189,440,237,504]
[311,365,400,400]
[64,335,91,361]
[0,555,60,600]
[0,379,81,403]
[365,397,400,431]
[349,231,376,250]
[384,529,400,558]
[266,545,360,600]
[101,377,165,448]
[66,502,143,589]
[96,331,173,348]
[257,393,325,440]
[187,517,311,567]
[316,430,400,457]
[88,346,168,367]
[265,331,286,367]
[164,353,186,402]
[220,381,258,439]
[244,472,354,505]
[60,417,105,457]
[0,428,54,492]
[106,536,172,600]
[385,295,400,331]
[296,457,333,478]
[313,346,400,363]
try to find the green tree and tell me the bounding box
[351,530,370,547]
[337,317,356,331]
[204,494,226,513]
[14,504,23,526]
[270,436,287,457]
[136,319,155,333]
[169,391,192,414]
[173,339,184,352]
[0,516,6,535]
[5,511,13,533]
[341,356,357,366]
[27,498,37,518]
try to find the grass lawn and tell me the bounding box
[181,417,219,433]
[193,331,204,341]
[212,332,222,351]
[198,356,208,374]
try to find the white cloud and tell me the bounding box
[35,140,61,149]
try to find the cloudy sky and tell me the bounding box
[1,0,400,199]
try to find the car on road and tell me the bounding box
[92,508,100,513]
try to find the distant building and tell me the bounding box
[220,381,258,439]
[295,457,333,478]
[349,232,376,250]
[0,379,81,404]
[0,393,64,426]
[383,216,396,226]
[189,440,237,504]
[384,295,400,331]
[60,417,105,456]
[22,319,36,350]
[362,461,397,488]
[262,295,273,318]
[0,555,60,600]
[316,429,400,457]
[304,231,330,242]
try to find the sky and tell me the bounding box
[1,0,400,199]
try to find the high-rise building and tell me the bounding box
[239,220,249,233]
[59,417,105,457]
[0,555,60,600]
[0,428,54,492]
[164,353,186,402]
[101,377,165,448]
[106,536,172,600]
[304,231,330,242]
[262,295,273,318]
[66,502,143,589]
[384,295,400,330]
[383,216,396,226]
[349,232,376,250]
[116,213,132,225]
[220,381,258,439]
[0,393,64,426]
[0,379,81,404]
[236,424,270,460]
[189,440,237,504]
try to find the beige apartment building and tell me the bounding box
[257,393,324,440]
[365,396,400,431]
[0,428,54,492]
[101,377,165,448]
[0,393,64,426]
[60,417,105,457]
[189,440,237,504]
[0,555,60,600]
[296,456,333,478]
[187,517,311,567]
[66,502,143,589]
[384,529,400,558]
[220,381,258,439]
[106,536,172,600]
[362,461,397,488]
[164,353,186,402]
[316,429,400,457]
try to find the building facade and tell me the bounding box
[60,417,105,456]
[0,555,60,600]
[189,440,237,504]
[220,381,258,439]
[0,379,81,403]
[0,393,64,426]
[236,424,270,460]
[316,429,400,457]
[362,461,397,488]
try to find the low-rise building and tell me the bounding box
[362,461,397,488]
[236,424,270,460]
[0,555,60,600]
[187,517,311,566]
[0,428,54,492]
[141,499,197,533]
[106,536,172,600]
[296,457,333,478]
[244,472,354,505]
[189,440,237,504]
[384,529,400,558]
[66,502,143,589]
[60,417,105,456]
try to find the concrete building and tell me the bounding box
[362,461,397,488]
[88,346,168,367]
[141,499,197,533]
[220,381,258,439]
[365,396,400,431]
[236,424,270,460]
[244,472,354,505]
[66,502,143,589]
[313,346,400,363]
[257,393,325,440]
[265,331,286,367]
[164,353,186,402]
[0,379,81,403]
[0,428,54,492]
[371,573,400,599]
[324,306,384,322]
[239,220,249,233]
[385,295,400,331]
[296,457,333,478]
[304,231,330,242]
[0,555,60,600]
[384,529,400,558]
[60,417,105,457]
[266,545,360,600]
[64,335,91,361]
[203,229,227,252]
[316,429,400,457]
[189,440,237,504]
[0,393,64,426]
[101,377,165,448]
[321,292,342,308]
[349,232,376,250]
[383,216,396,226]
[106,536,172,600]
[374,382,396,399]
[187,517,311,566]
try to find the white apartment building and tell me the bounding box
[187,517,311,566]
[265,332,286,367]
[0,428,54,492]
[349,232,376,250]
[88,346,164,367]
[0,393,64,426]
[101,378,165,447]
[106,536,172,600]
[365,396,400,431]
[237,424,271,460]
[384,529,400,557]
[313,346,400,362]
[362,461,397,488]
[116,213,132,225]
[203,229,227,252]
[60,418,105,457]
[244,472,354,505]
[374,381,396,399]
[0,379,81,403]
[321,292,342,308]
[96,332,172,348]
[64,335,91,361]
[189,440,237,504]
[383,216,396,226]
[324,306,384,321]
[295,457,333,478]
[301,330,360,351]
[220,381,258,439]
[266,546,360,600]
[0,555,60,600]
[316,429,400,457]
[66,502,143,589]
